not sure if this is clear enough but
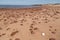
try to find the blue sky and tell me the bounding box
[0,0,60,5]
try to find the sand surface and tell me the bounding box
[0,5,60,40]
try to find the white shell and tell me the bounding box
[41,33,45,36]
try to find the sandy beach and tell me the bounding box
[0,4,60,40]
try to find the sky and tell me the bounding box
[0,0,60,5]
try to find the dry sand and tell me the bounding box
[0,5,60,40]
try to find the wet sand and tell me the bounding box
[0,5,60,40]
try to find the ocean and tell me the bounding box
[0,5,40,8]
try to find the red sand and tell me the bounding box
[0,5,60,40]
